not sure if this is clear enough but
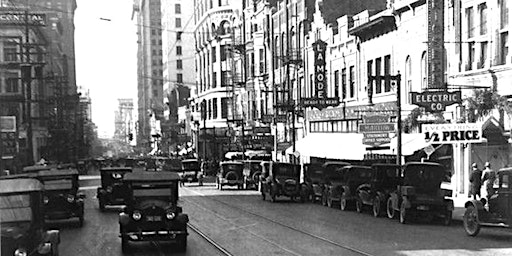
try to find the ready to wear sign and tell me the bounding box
[422,123,483,144]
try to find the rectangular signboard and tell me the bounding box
[359,123,395,133]
[0,12,46,26]
[253,126,271,134]
[0,116,16,132]
[363,115,390,124]
[362,137,391,146]
[422,123,483,144]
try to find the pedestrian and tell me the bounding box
[469,162,483,200]
[481,162,497,199]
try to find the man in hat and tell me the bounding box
[482,162,497,199]
[469,163,483,199]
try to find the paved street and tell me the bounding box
[53,177,512,256]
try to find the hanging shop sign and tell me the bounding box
[360,114,393,146]
[422,123,483,144]
[301,40,338,109]
[0,12,46,26]
[410,91,461,112]
[427,0,445,89]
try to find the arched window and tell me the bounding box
[420,52,427,90]
[218,20,231,35]
[212,23,216,36]
[405,56,411,103]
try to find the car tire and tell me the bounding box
[99,199,105,211]
[261,192,266,201]
[270,190,277,203]
[321,192,327,206]
[327,193,334,208]
[399,201,409,224]
[373,197,381,217]
[386,197,395,219]
[463,206,480,236]
[340,198,348,211]
[52,243,59,256]
[356,199,363,213]
[121,236,130,253]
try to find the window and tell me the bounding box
[375,57,382,94]
[212,46,216,62]
[500,32,509,65]
[479,3,487,35]
[176,18,182,28]
[177,73,183,83]
[212,72,217,88]
[384,55,391,92]
[467,42,475,70]
[175,3,181,14]
[349,66,355,98]
[213,98,218,119]
[309,74,313,97]
[176,46,182,55]
[501,0,509,29]
[421,52,427,89]
[5,77,19,93]
[479,42,487,69]
[250,52,255,77]
[208,99,212,119]
[220,45,227,61]
[221,98,229,118]
[177,59,183,69]
[466,7,474,38]
[405,56,412,103]
[333,70,339,98]
[367,60,373,96]
[259,49,265,74]
[3,42,18,62]
[221,71,229,87]
[176,31,182,41]
[341,68,347,100]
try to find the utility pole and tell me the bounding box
[285,0,296,163]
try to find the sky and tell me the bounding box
[74,0,138,138]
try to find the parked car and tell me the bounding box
[97,167,133,211]
[319,161,351,206]
[217,161,244,190]
[35,168,86,226]
[0,177,61,256]
[302,163,326,203]
[181,159,201,183]
[387,162,453,225]
[463,167,512,236]
[324,165,372,210]
[242,160,263,190]
[356,164,402,216]
[260,162,305,202]
[119,172,188,252]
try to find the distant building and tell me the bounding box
[114,99,134,144]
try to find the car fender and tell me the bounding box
[464,199,485,221]
[388,192,399,210]
[119,212,130,225]
[44,230,60,245]
[177,213,189,223]
[375,191,387,202]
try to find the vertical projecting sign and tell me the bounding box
[427,0,444,89]
[300,40,339,110]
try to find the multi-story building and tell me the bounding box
[114,98,134,143]
[0,0,80,172]
[132,0,164,154]
[161,0,193,154]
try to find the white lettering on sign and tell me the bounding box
[422,123,483,144]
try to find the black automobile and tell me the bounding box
[242,160,263,190]
[320,161,351,206]
[0,178,61,256]
[463,167,512,236]
[97,167,133,211]
[217,161,244,190]
[181,159,200,183]
[302,163,326,203]
[356,164,402,216]
[387,162,453,225]
[119,172,188,252]
[261,162,305,202]
[35,169,86,227]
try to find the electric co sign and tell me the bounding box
[411,91,461,112]
[422,123,483,144]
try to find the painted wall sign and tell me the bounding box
[422,123,483,144]
[410,91,461,112]
[0,12,46,26]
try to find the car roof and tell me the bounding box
[181,159,199,163]
[0,178,43,193]
[36,169,79,177]
[100,167,133,172]
[404,162,443,168]
[498,167,512,173]
[124,172,180,181]
[220,161,243,165]
[322,161,351,167]
[342,165,372,170]
[22,165,56,172]
[372,163,401,168]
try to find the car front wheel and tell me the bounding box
[399,201,410,224]
[463,206,480,236]
[386,197,395,219]
[373,197,381,217]
[356,199,363,213]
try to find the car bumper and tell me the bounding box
[122,230,188,241]
[220,179,243,185]
[46,210,81,220]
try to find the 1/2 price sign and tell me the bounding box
[422,123,483,144]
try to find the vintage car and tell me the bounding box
[463,167,512,236]
[260,162,305,202]
[242,160,263,190]
[356,164,402,217]
[35,169,86,226]
[181,159,201,183]
[217,161,244,190]
[119,172,188,252]
[97,167,133,211]
[22,164,55,173]
[319,161,351,206]
[324,165,372,210]
[0,178,61,256]
[302,163,326,203]
[387,162,453,225]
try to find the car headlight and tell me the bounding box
[132,211,142,221]
[106,186,113,193]
[43,196,49,204]
[166,211,175,220]
[14,248,27,256]
[67,194,75,203]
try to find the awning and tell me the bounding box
[286,133,368,160]
[389,133,430,156]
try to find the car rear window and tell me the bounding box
[222,164,243,172]
[0,194,32,222]
[42,179,73,190]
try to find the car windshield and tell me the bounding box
[305,164,324,178]
[404,164,444,185]
[40,178,73,190]
[248,162,262,172]
[0,194,32,222]
[132,183,174,201]
[182,161,199,169]
[273,164,298,177]
[222,164,243,172]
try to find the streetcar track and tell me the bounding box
[188,222,233,256]
[182,188,374,256]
